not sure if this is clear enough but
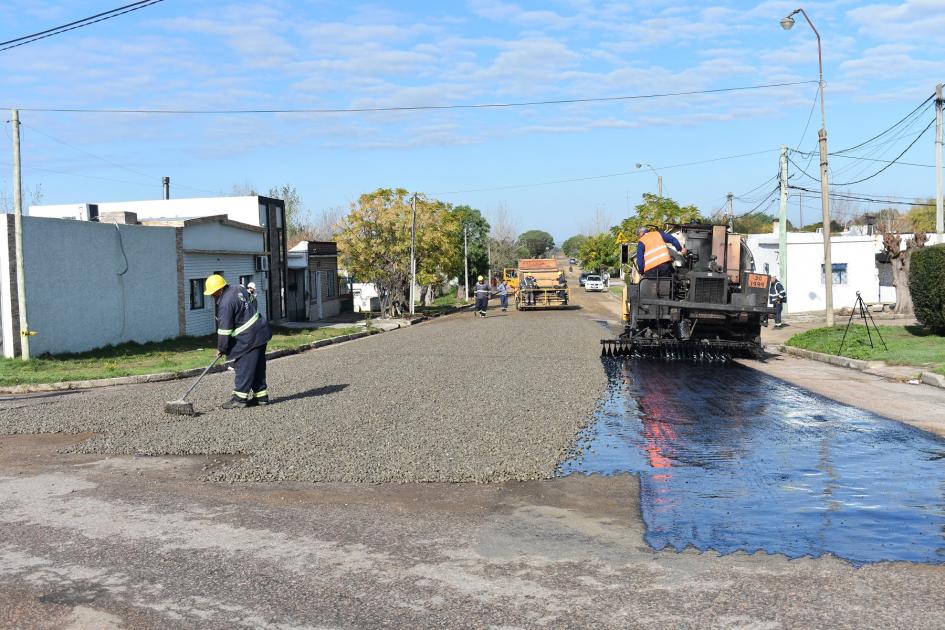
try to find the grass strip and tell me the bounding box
[0,326,362,386]
[786,324,945,375]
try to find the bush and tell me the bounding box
[909,244,945,332]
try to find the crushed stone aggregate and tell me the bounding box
[0,308,608,483]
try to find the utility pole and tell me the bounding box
[936,83,943,243]
[726,192,734,231]
[409,194,417,315]
[162,176,170,200]
[657,176,663,198]
[486,236,491,284]
[779,145,789,285]
[463,226,469,301]
[11,110,30,360]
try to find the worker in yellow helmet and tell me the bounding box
[204,274,272,409]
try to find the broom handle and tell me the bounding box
[180,354,223,401]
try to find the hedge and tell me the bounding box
[909,244,945,332]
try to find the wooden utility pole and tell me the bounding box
[936,83,943,243]
[409,194,417,315]
[11,109,30,360]
[779,145,788,284]
[463,227,469,301]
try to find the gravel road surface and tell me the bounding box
[0,302,607,483]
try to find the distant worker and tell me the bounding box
[474,275,491,318]
[769,276,787,328]
[205,274,273,409]
[497,279,510,312]
[636,227,686,276]
[246,281,257,302]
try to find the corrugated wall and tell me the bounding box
[183,253,266,336]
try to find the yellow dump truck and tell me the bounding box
[515,258,569,309]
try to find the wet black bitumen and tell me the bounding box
[559,359,945,566]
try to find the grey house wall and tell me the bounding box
[183,253,265,336]
[0,215,179,357]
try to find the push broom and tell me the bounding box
[164,354,223,416]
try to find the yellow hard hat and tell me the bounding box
[204,273,227,295]
[477,275,484,281]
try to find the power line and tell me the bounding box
[5,81,819,115]
[788,185,932,207]
[0,1,165,53]
[830,94,934,155]
[830,118,935,187]
[432,149,776,195]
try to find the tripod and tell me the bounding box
[837,291,887,356]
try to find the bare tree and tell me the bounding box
[881,229,927,315]
[582,205,611,235]
[489,203,519,272]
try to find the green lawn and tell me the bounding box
[609,285,624,298]
[417,293,470,314]
[786,325,945,375]
[0,326,362,386]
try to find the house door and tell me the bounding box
[287,269,307,321]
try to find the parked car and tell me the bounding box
[568,258,577,265]
[584,274,604,291]
[578,271,593,286]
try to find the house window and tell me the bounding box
[326,270,337,297]
[821,263,848,285]
[239,274,254,288]
[189,279,205,310]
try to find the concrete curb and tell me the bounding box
[778,345,945,390]
[0,307,479,396]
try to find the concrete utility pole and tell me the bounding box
[409,194,417,315]
[11,109,30,360]
[726,192,734,231]
[779,145,789,284]
[936,83,943,243]
[463,227,469,301]
[781,7,834,326]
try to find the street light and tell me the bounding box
[781,6,835,326]
[635,162,663,198]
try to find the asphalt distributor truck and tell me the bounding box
[602,223,775,360]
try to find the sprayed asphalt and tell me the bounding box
[2,280,945,627]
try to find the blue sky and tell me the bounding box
[1,0,942,242]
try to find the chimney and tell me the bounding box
[162,176,170,200]
[771,219,780,236]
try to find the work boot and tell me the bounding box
[255,396,269,407]
[221,397,248,410]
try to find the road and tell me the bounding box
[2,276,945,628]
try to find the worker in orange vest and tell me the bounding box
[636,227,686,276]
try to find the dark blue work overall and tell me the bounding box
[215,284,273,402]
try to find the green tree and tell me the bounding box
[800,219,844,233]
[449,205,491,287]
[336,188,458,317]
[561,234,588,257]
[577,232,618,274]
[612,194,701,244]
[517,230,555,258]
[906,200,936,233]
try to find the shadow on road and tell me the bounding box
[276,384,349,403]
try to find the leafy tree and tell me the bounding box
[906,200,936,233]
[577,232,618,274]
[517,230,555,258]
[800,220,844,233]
[612,194,701,244]
[909,245,945,332]
[449,205,490,288]
[561,234,588,257]
[336,188,458,317]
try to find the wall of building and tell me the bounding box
[182,253,266,336]
[1,216,179,357]
[182,221,263,253]
[308,256,341,320]
[748,233,886,314]
[90,197,263,225]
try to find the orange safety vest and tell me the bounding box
[640,231,672,272]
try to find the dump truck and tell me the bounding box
[515,258,569,309]
[602,223,774,360]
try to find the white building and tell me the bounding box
[30,195,288,322]
[746,223,894,314]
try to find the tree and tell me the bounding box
[561,235,588,257]
[448,205,490,289]
[517,230,555,258]
[489,204,519,273]
[612,194,701,244]
[880,228,927,315]
[336,188,458,317]
[800,219,844,233]
[577,232,618,274]
[906,200,936,233]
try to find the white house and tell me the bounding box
[30,195,288,322]
[746,223,894,314]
